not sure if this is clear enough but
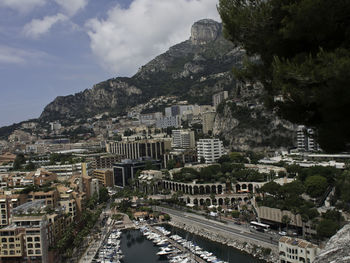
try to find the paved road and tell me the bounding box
[154,206,278,248]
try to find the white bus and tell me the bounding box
[250,221,270,231]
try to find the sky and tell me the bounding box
[0,0,220,127]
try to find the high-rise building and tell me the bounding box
[172,130,195,149]
[197,139,225,164]
[297,125,319,152]
[212,91,228,108]
[106,139,171,160]
[202,111,216,134]
[113,158,162,188]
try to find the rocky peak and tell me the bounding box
[314,223,350,263]
[190,19,222,45]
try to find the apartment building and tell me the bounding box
[279,236,320,263]
[156,116,181,129]
[107,139,171,160]
[197,139,225,164]
[172,130,195,149]
[297,125,319,152]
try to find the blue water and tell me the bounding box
[120,226,261,263]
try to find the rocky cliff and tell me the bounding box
[314,223,350,263]
[40,19,238,121]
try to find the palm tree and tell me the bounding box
[281,215,291,233]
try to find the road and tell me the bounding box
[154,206,278,248]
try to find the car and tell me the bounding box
[278,231,287,236]
[234,221,242,225]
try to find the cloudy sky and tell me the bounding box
[0,0,220,127]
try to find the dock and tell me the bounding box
[147,224,207,263]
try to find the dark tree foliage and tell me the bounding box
[218,0,350,152]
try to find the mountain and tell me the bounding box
[40,19,242,121]
[3,19,295,151]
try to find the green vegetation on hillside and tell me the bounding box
[218,0,350,152]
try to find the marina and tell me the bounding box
[87,222,261,263]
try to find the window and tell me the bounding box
[34,237,40,242]
[1,238,6,242]
[35,243,40,248]
[27,237,33,242]
[8,238,14,242]
[27,244,33,248]
[28,249,33,254]
[35,249,41,254]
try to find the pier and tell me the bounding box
[146,224,207,263]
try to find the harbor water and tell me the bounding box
[120,226,260,263]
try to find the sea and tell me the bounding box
[119,226,261,263]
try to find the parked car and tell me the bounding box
[278,231,287,236]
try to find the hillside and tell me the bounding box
[40,19,241,122]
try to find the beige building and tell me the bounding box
[202,111,216,134]
[93,169,114,187]
[279,236,320,263]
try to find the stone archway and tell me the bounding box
[199,186,205,194]
[205,198,211,206]
[193,199,198,206]
[200,199,204,206]
[236,184,241,193]
[211,185,217,194]
[194,186,199,195]
[218,198,223,206]
[205,185,211,194]
[218,185,223,194]
[189,186,193,195]
[248,184,253,192]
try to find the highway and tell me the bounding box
[154,206,278,248]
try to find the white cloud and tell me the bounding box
[23,13,68,38]
[55,0,88,16]
[86,0,220,76]
[0,45,47,64]
[0,0,46,13]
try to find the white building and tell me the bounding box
[212,91,228,108]
[172,130,195,149]
[279,236,320,263]
[156,116,181,129]
[197,139,225,164]
[297,125,319,152]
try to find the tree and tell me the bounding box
[99,187,110,203]
[13,154,26,170]
[317,219,339,239]
[218,0,350,152]
[281,215,291,232]
[166,159,176,170]
[305,175,328,198]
